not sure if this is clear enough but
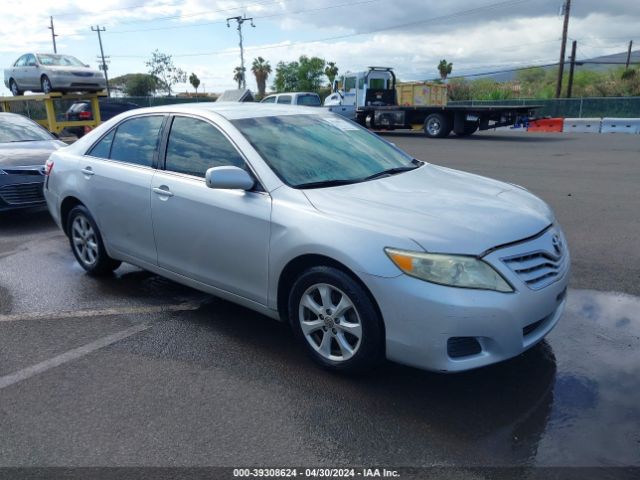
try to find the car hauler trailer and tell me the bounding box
[0,91,105,135]
[324,67,537,138]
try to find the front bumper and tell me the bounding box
[50,74,106,91]
[364,226,571,372]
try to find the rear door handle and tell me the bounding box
[152,186,174,197]
[81,167,94,176]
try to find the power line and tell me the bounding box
[110,0,529,58]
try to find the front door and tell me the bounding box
[151,115,271,304]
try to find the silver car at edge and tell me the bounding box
[4,53,106,96]
[43,103,570,373]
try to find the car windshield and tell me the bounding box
[231,114,417,188]
[36,54,85,67]
[0,116,54,143]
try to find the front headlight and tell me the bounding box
[385,248,514,292]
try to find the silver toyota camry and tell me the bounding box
[4,53,106,95]
[43,103,570,373]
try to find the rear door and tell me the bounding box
[150,115,271,304]
[79,114,166,266]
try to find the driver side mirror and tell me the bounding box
[205,166,255,190]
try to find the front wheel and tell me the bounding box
[424,113,452,138]
[67,205,121,276]
[41,75,52,94]
[289,266,384,373]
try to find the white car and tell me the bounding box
[261,92,321,106]
[4,53,106,96]
[43,103,570,373]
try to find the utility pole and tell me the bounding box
[555,0,571,98]
[91,25,110,97]
[226,15,255,90]
[625,40,634,69]
[48,16,58,53]
[567,40,577,98]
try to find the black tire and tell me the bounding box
[66,205,121,276]
[288,266,384,373]
[424,113,452,138]
[9,79,23,96]
[455,122,479,137]
[41,75,52,94]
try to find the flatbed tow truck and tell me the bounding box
[0,91,106,135]
[325,67,537,138]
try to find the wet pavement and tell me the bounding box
[0,132,639,469]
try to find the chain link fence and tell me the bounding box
[448,97,640,118]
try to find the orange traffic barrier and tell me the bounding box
[528,118,564,132]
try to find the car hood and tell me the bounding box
[302,164,554,255]
[0,140,66,168]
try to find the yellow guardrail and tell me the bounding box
[0,91,107,134]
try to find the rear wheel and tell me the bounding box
[67,205,121,275]
[41,75,52,94]
[455,122,479,136]
[9,79,23,96]
[289,266,384,373]
[424,113,452,138]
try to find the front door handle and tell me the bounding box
[152,186,174,197]
[81,167,94,176]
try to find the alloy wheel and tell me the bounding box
[10,80,19,96]
[426,117,442,136]
[71,215,99,267]
[41,77,52,94]
[298,283,362,362]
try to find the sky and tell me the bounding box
[1,0,638,96]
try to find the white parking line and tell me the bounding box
[0,323,150,391]
[0,302,202,323]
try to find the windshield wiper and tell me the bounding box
[363,159,423,181]
[296,179,360,189]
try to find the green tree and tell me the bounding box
[251,57,272,97]
[438,59,453,81]
[145,50,186,96]
[273,61,300,92]
[324,61,339,86]
[110,73,157,96]
[189,72,201,95]
[297,55,326,91]
[233,66,245,89]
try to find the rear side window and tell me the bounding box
[296,94,321,106]
[261,96,276,103]
[165,116,245,177]
[88,130,115,158]
[109,116,164,167]
[276,95,292,104]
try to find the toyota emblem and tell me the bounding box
[551,234,563,255]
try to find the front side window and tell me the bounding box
[232,114,414,188]
[25,55,37,67]
[276,95,292,104]
[109,116,164,167]
[261,96,276,103]
[165,116,245,177]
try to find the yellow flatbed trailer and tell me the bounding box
[0,91,107,134]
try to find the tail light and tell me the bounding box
[44,159,54,176]
[78,111,92,120]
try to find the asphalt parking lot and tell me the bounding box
[0,131,639,472]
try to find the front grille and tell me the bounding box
[447,337,482,358]
[502,249,567,290]
[0,182,45,205]
[2,167,44,176]
[71,71,94,77]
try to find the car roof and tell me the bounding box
[115,102,323,120]
[266,92,319,96]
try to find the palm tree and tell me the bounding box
[324,62,339,87]
[233,66,245,89]
[438,59,453,81]
[251,57,272,97]
[189,72,200,96]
